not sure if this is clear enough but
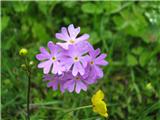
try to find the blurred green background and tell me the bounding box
[1,1,160,120]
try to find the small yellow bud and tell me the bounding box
[19,48,28,56]
[29,61,34,66]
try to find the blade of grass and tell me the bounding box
[138,101,160,120]
[130,68,142,103]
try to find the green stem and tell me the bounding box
[130,68,142,103]
[29,104,92,114]
[24,57,31,120]
[27,70,31,120]
[65,105,92,113]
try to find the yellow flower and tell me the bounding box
[91,90,108,118]
[19,48,28,56]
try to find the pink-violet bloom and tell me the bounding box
[61,44,90,76]
[55,24,89,49]
[43,74,65,93]
[36,24,109,94]
[63,71,87,93]
[62,69,98,93]
[36,41,65,74]
[88,48,108,78]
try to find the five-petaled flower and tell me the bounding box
[91,90,108,118]
[36,41,64,74]
[88,47,109,78]
[43,74,65,93]
[55,24,89,49]
[61,45,90,76]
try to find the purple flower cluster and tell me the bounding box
[36,24,108,93]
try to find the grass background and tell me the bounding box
[1,1,160,120]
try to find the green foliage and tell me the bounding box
[1,1,160,120]
[127,54,138,66]
[81,3,103,14]
[1,16,9,32]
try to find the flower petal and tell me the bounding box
[43,74,54,81]
[81,55,90,68]
[94,65,103,78]
[61,27,71,40]
[55,33,68,41]
[75,34,89,42]
[72,63,78,76]
[68,24,80,39]
[75,80,87,93]
[38,60,52,74]
[89,48,101,58]
[95,54,107,61]
[57,42,69,49]
[36,53,50,61]
[39,47,50,57]
[94,101,108,118]
[52,61,63,75]
[55,27,70,41]
[47,80,58,90]
[91,90,104,105]
[76,62,85,76]
[64,80,75,92]
[95,60,109,66]
[76,41,91,55]
[63,58,73,71]
[47,41,56,55]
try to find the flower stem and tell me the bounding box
[65,105,92,113]
[27,70,31,120]
[25,57,31,120]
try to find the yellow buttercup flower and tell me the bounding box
[91,90,108,118]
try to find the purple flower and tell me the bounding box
[36,24,109,94]
[63,69,98,93]
[88,48,108,78]
[43,74,65,92]
[55,24,89,49]
[36,41,65,74]
[61,44,90,76]
[63,71,88,93]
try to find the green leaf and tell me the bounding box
[103,1,121,14]
[1,16,9,32]
[13,2,28,12]
[113,6,151,43]
[63,1,77,8]
[139,52,151,67]
[32,22,50,41]
[113,15,129,30]
[37,2,56,15]
[81,3,103,14]
[89,32,100,45]
[132,47,144,55]
[127,54,138,66]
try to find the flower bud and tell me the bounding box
[146,83,153,90]
[29,61,34,66]
[21,64,26,69]
[19,48,28,56]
